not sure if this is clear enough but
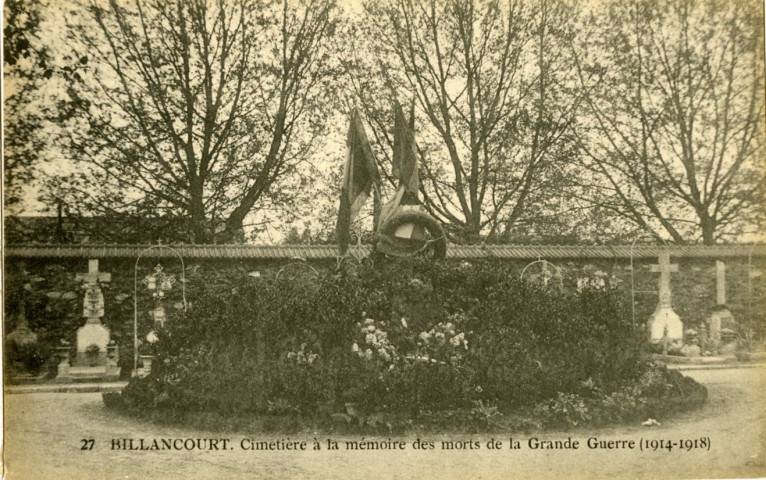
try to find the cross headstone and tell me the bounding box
[55,259,120,380]
[650,253,678,307]
[75,259,111,353]
[708,260,734,354]
[647,253,683,342]
[77,259,112,285]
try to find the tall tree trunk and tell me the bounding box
[701,215,716,245]
[189,182,208,244]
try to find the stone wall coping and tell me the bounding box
[5,243,766,260]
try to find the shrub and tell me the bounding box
[4,340,52,376]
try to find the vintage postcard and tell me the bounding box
[3,0,765,478]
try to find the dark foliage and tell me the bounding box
[119,258,703,426]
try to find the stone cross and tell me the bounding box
[651,253,678,307]
[74,259,112,357]
[76,259,111,287]
[76,259,111,322]
[716,261,726,305]
[541,261,551,287]
[647,253,683,342]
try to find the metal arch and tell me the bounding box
[133,245,188,372]
[335,252,375,274]
[520,259,564,289]
[275,257,319,281]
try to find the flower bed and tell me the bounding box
[115,258,706,431]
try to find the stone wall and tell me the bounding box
[4,249,765,378]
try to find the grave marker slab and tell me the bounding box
[75,260,111,353]
[647,253,683,342]
[58,259,120,381]
[707,260,735,354]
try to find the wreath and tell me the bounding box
[376,210,447,260]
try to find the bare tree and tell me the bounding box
[348,0,586,242]
[573,0,765,244]
[52,0,338,243]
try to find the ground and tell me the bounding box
[4,366,766,480]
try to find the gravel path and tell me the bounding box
[4,367,766,480]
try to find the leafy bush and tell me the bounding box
[119,258,703,426]
[534,361,707,428]
[5,340,52,376]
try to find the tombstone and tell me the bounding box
[5,285,48,382]
[647,253,683,342]
[133,262,181,377]
[707,261,736,354]
[57,259,120,381]
[6,289,38,346]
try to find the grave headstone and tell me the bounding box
[647,253,683,342]
[716,260,726,305]
[75,260,111,354]
[58,259,120,381]
[6,290,38,346]
[707,261,735,354]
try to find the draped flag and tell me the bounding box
[392,102,419,200]
[336,109,380,255]
[377,101,429,255]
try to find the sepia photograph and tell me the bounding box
[2,0,766,478]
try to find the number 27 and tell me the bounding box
[80,439,95,450]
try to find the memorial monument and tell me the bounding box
[57,259,121,381]
[336,105,447,260]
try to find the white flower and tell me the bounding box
[352,343,359,352]
[365,333,376,344]
[367,325,376,332]
[419,332,431,342]
[364,318,375,325]
[401,317,408,328]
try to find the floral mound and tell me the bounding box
[116,259,706,431]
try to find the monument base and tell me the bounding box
[647,306,683,343]
[55,344,121,383]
